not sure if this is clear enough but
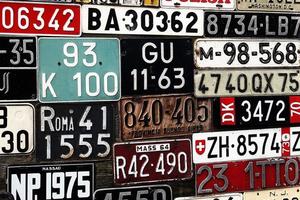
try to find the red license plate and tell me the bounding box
[0,1,80,36]
[113,139,192,185]
[196,157,300,194]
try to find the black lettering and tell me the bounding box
[219,136,229,158]
[199,47,213,60]
[292,131,300,152]
[252,74,262,93]
[88,8,101,30]
[208,137,218,158]
[105,9,120,31]
[264,73,274,92]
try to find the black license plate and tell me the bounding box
[94,185,172,200]
[213,96,300,129]
[0,69,36,101]
[7,163,94,200]
[204,11,300,38]
[0,36,36,68]
[36,103,117,161]
[121,39,193,96]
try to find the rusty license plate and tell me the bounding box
[113,139,192,185]
[120,95,211,140]
[196,157,300,194]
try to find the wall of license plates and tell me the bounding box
[1,0,300,199]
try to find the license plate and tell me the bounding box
[0,104,34,155]
[244,186,300,200]
[0,69,36,101]
[204,11,300,38]
[7,163,94,200]
[161,0,235,10]
[194,39,300,68]
[174,193,242,200]
[94,185,172,200]
[0,1,80,36]
[237,0,300,12]
[214,96,300,129]
[82,5,204,36]
[121,39,193,96]
[193,127,300,164]
[113,139,192,184]
[194,68,300,97]
[36,103,117,161]
[120,95,211,140]
[0,36,36,68]
[39,38,120,102]
[119,0,143,6]
[196,157,300,194]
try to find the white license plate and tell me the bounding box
[244,187,300,200]
[175,193,242,200]
[82,5,204,36]
[161,0,235,10]
[194,69,300,97]
[194,39,300,68]
[0,104,34,154]
[192,127,300,164]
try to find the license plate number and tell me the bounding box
[82,5,204,36]
[194,69,300,97]
[113,139,192,184]
[8,163,94,200]
[193,127,300,164]
[94,185,172,200]
[0,1,80,36]
[196,158,300,194]
[36,103,117,161]
[214,96,300,129]
[204,11,300,38]
[0,104,34,155]
[120,95,211,140]
[39,38,120,102]
[121,39,193,96]
[0,36,36,68]
[194,39,300,68]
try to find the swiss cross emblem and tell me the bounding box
[195,140,206,155]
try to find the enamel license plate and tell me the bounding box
[194,68,300,97]
[243,186,300,200]
[194,39,300,68]
[82,5,204,36]
[193,127,300,164]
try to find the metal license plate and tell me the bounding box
[39,38,120,102]
[194,69,300,97]
[204,11,300,38]
[175,193,242,200]
[196,157,300,194]
[94,185,172,200]
[0,1,80,36]
[120,95,211,140]
[0,104,34,155]
[244,186,300,200]
[161,0,235,10]
[214,96,300,129]
[0,36,36,68]
[113,139,192,184]
[8,163,94,200]
[237,0,300,12]
[121,39,193,96]
[82,5,204,36]
[36,103,117,161]
[194,39,300,68]
[0,69,36,101]
[193,127,300,164]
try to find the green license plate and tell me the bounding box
[39,38,120,102]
